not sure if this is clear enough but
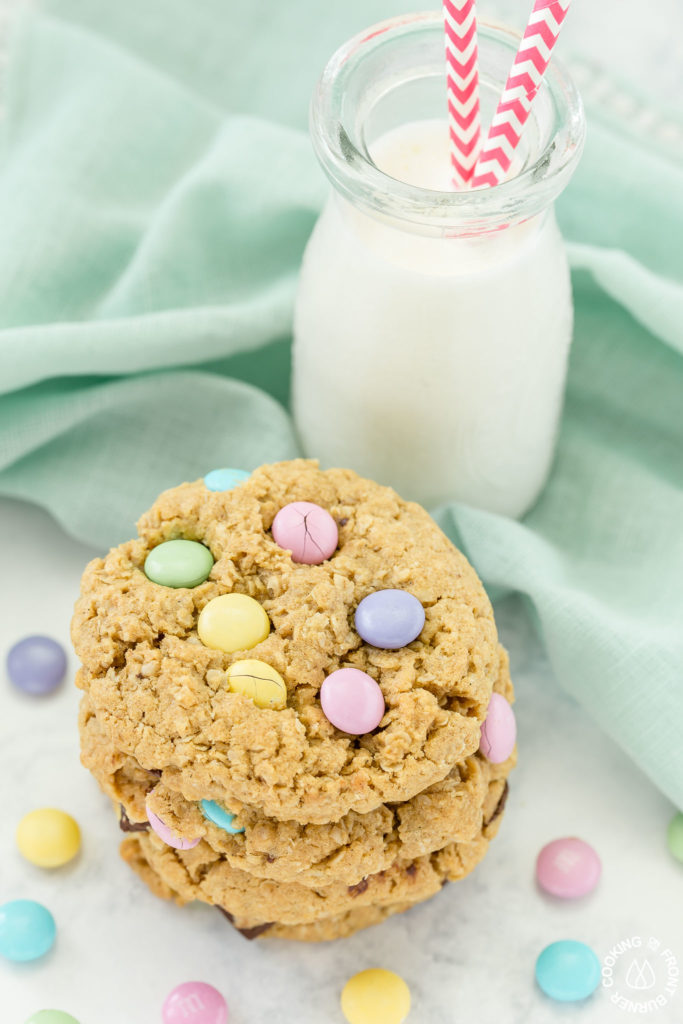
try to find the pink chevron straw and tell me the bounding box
[443,0,481,187]
[470,0,571,189]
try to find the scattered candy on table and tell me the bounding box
[479,692,516,763]
[162,981,228,1024]
[7,636,67,696]
[198,593,270,653]
[16,808,81,868]
[201,800,244,835]
[354,589,425,649]
[321,668,385,735]
[535,940,601,1003]
[146,800,200,851]
[144,539,214,589]
[24,1012,81,1024]
[667,811,683,863]
[536,837,601,899]
[203,467,250,492]
[341,968,411,1024]
[271,501,338,564]
[0,899,56,962]
[226,658,286,709]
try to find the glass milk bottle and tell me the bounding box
[292,14,585,517]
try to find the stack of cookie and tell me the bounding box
[72,460,515,941]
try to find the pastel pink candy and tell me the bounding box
[479,692,516,763]
[147,803,200,851]
[320,667,385,735]
[536,837,602,899]
[271,501,338,564]
[162,981,228,1023]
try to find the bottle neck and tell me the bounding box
[329,190,555,275]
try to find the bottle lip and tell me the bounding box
[310,12,586,234]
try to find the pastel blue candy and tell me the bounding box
[535,940,601,1002]
[203,468,250,492]
[7,636,67,696]
[354,590,425,650]
[0,900,56,962]
[201,800,244,835]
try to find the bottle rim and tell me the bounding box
[310,12,586,233]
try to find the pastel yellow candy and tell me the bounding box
[226,659,287,710]
[341,969,411,1024]
[197,593,270,654]
[16,808,81,868]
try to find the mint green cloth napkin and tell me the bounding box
[1,4,681,809]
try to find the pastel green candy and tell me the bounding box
[204,467,250,492]
[667,812,683,863]
[144,539,213,589]
[25,1012,81,1024]
[201,799,244,835]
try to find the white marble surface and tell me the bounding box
[1,495,681,1024]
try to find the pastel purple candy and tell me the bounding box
[479,692,516,763]
[271,502,338,564]
[146,802,200,851]
[162,981,228,1023]
[7,636,67,696]
[355,590,425,649]
[536,838,602,899]
[320,668,385,735]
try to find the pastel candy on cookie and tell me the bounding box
[16,808,81,868]
[272,501,338,564]
[7,636,67,696]
[535,940,601,1002]
[536,838,601,899]
[162,981,228,1024]
[321,668,385,735]
[144,540,214,589]
[479,692,516,763]
[204,467,250,492]
[0,899,56,962]
[355,590,425,649]
[198,594,270,654]
[226,658,287,709]
[201,800,244,835]
[146,799,200,851]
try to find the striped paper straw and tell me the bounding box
[470,0,571,189]
[443,0,481,187]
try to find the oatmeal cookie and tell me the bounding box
[73,460,501,824]
[73,460,516,939]
[119,765,510,941]
[79,641,512,887]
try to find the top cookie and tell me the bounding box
[72,460,500,825]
